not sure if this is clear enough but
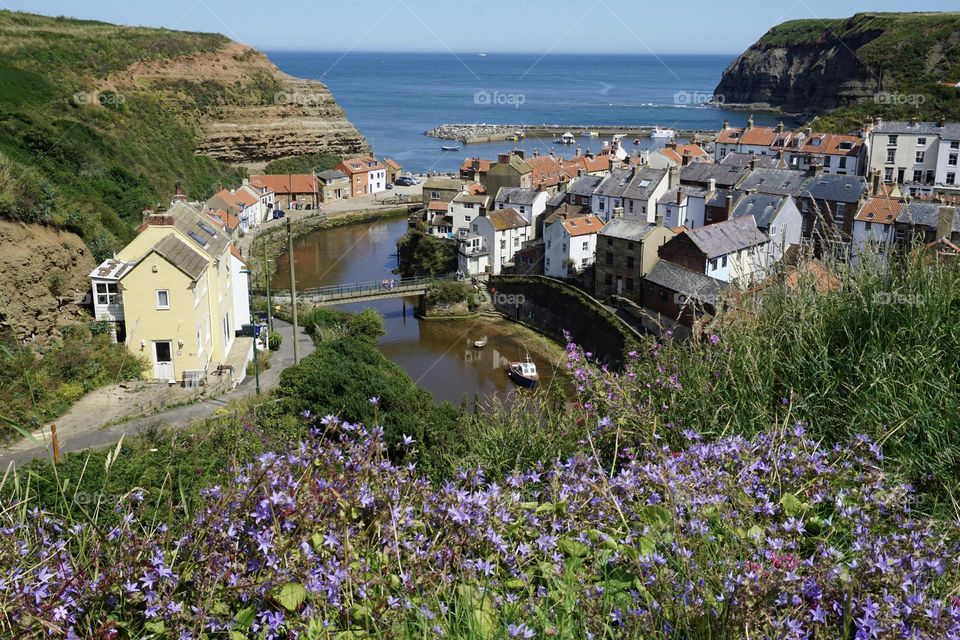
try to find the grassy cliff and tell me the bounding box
[0,10,246,259]
[717,12,960,128]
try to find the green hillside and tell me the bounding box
[0,10,245,260]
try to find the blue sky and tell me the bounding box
[6,0,958,54]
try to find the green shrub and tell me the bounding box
[267,330,282,351]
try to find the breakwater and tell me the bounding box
[425,123,720,145]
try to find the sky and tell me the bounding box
[4,0,958,54]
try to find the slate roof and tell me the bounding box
[622,167,667,200]
[684,215,769,258]
[730,193,787,228]
[680,162,747,188]
[495,187,541,206]
[143,234,208,281]
[706,188,743,209]
[874,121,960,139]
[896,202,960,233]
[567,174,604,197]
[546,190,567,207]
[720,152,782,168]
[166,201,230,258]
[599,217,658,242]
[739,168,812,197]
[486,208,529,231]
[646,260,727,300]
[802,174,867,204]
[423,177,466,191]
[659,185,709,205]
[317,169,347,181]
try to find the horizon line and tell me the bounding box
[259,48,741,57]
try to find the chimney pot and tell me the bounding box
[725,194,734,215]
[707,178,716,193]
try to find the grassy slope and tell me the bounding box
[0,10,246,260]
[752,12,960,131]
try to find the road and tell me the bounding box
[0,319,315,470]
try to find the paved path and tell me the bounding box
[0,319,315,470]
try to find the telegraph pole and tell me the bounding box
[242,269,261,395]
[263,240,273,332]
[287,218,299,365]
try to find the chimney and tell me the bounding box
[936,206,955,240]
[609,156,617,172]
[676,188,683,205]
[498,153,510,164]
[725,194,734,215]
[681,150,693,166]
[938,116,946,128]
[473,171,481,184]
[871,169,881,196]
[613,207,624,219]
[775,121,784,133]
[707,178,716,194]
[668,165,680,189]
[666,141,678,151]
[746,114,754,129]
[577,168,585,177]
[513,149,525,160]
[803,127,812,139]
[472,158,481,171]
[575,145,582,157]
[722,119,729,130]
[749,157,757,170]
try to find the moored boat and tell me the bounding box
[506,359,539,388]
[473,340,486,348]
[555,132,576,145]
[441,145,461,151]
[650,126,675,139]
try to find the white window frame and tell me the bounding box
[96,282,119,305]
[156,289,170,310]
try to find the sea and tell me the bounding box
[266,51,795,174]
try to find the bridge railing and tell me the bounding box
[254,274,458,300]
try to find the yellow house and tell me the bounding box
[90,200,252,384]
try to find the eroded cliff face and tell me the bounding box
[104,42,370,164]
[0,221,95,344]
[715,32,882,114]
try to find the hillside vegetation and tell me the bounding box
[717,12,960,126]
[0,11,246,260]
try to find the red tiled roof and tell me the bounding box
[562,154,611,177]
[659,144,708,164]
[855,197,901,224]
[234,189,259,207]
[527,155,567,188]
[716,127,743,144]
[338,156,385,175]
[230,244,246,264]
[427,200,449,212]
[249,174,317,194]
[209,207,239,231]
[798,133,863,157]
[467,183,486,195]
[738,126,778,146]
[460,157,493,173]
[561,215,605,237]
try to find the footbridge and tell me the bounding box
[263,275,456,307]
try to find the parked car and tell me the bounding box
[394,176,416,187]
[272,209,285,219]
[386,183,394,189]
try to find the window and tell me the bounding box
[222,313,230,344]
[581,241,589,251]
[598,200,605,211]
[721,256,728,268]
[626,256,635,269]
[625,278,634,291]
[834,203,846,224]
[464,216,471,223]
[915,151,925,164]
[823,156,831,167]
[156,289,170,309]
[839,157,847,169]
[605,252,613,265]
[562,243,567,252]
[885,149,895,164]
[949,154,958,167]
[917,137,926,146]
[197,328,203,356]
[513,237,519,247]
[887,135,898,146]
[604,273,613,285]
[865,221,872,231]
[606,237,613,246]
[545,258,551,268]
[801,200,809,213]
[581,257,588,266]
[948,173,957,186]
[500,239,506,250]
[913,170,923,183]
[709,258,718,271]
[952,141,960,150]
[884,167,894,183]
[430,191,440,200]
[95,282,118,305]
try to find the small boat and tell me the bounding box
[441,145,461,151]
[473,340,486,348]
[555,132,576,145]
[651,126,676,139]
[506,359,539,388]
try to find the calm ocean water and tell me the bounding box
[266,52,791,173]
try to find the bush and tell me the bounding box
[425,280,470,306]
[267,330,282,351]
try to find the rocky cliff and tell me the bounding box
[0,221,95,344]
[716,12,960,115]
[102,41,369,165]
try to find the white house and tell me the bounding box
[462,208,531,275]
[494,187,549,237]
[935,127,960,191]
[867,120,948,196]
[449,192,492,235]
[661,215,772,287]
[657,183,711,229]
[728,193,802,261]
[543,215,605,278]
[239,180,274,225]
[850,197,900,269]
[229,246,251,330]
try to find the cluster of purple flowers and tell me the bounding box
[2,411,958,638]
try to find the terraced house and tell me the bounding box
[89,201,252,386]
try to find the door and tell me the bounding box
[153,341,174,381]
